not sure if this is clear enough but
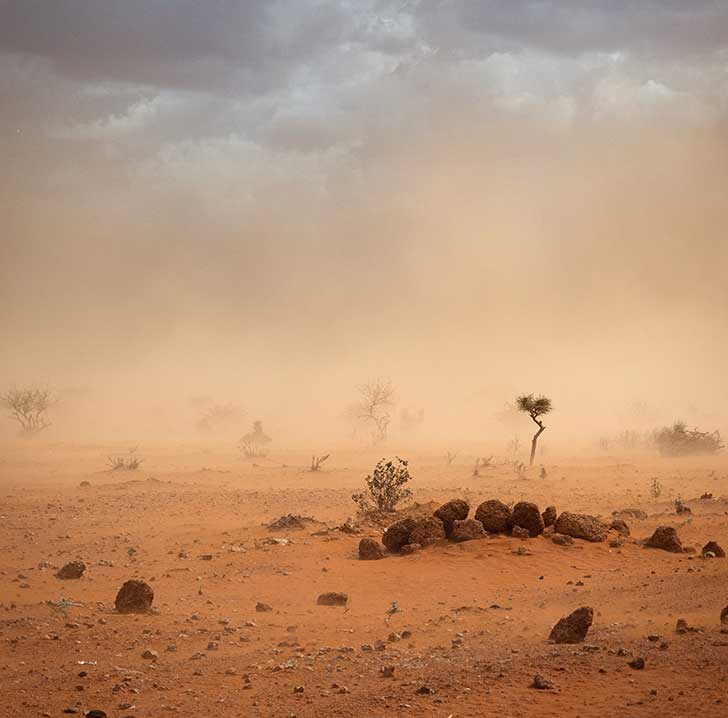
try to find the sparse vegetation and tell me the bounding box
[310,454,330,472]
[107,448,142,471]
[239,420,272,459]
[654,422,723,457]
[649,478,663,502]
[472,456,493,477]
[1,386,57,436]
[352,457,412,513]
[516,394,553,466]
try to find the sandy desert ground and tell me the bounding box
[1,442,728,718]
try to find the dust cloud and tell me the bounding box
[2,114,727,449]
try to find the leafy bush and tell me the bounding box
[654,422,723,456]
[352,457,412,512]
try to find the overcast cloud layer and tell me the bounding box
[2,1,727,440]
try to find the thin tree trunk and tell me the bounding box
[529,421,545,466]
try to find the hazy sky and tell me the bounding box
[2,2,727,440]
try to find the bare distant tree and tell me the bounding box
[354,379,395,445]
[1,387,57,436]
[516,394,553,466]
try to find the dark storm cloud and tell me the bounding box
[413,1,728,58]
[0,0,353,92]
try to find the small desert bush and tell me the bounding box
[654,422,723,457]
[352,457,412,513]
[239,420,271,458]
[107,448,142,471]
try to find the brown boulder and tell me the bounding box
[115,579,154,614]
[382,517,417,553]
[511,502,545,537]
[701,540,725,558]
[434,499,470,536]
[450,518,486,542]
[358,537,384,560]
[548,606,594,644]
[409,516,446,546]
[721,605,728,624]
[644,526,682,553]
[542,506,557,527]
[55,560,86,580]
[554,512,607,542]
[474,500,512,534]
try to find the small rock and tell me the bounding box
[510,501,545,537]
[542,506,557,527]
[554,512,607,542]
[645,526,682,553]
[358,538,384,560]
[56,561,86,580]
[450,518,486,543]
[552,534,574,546]
[317,592,349,606]
[255,602,273,612]
[400,543,421,555]
[141,649,158,660]
[433,499,470,537]
[628,657,645,670]
[549,606,594,644]
[702,541,725,558]
[114,579,154,614]
[408,516,446,546]
[474,499,512,534]
[382,518,417,553]
[609,519,630,536]
[512,526,530,540]
[532,674,553,690]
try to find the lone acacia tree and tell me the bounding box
[516,393,553,466]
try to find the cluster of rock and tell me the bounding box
[358,497,725,561]
[358,498,617,558]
